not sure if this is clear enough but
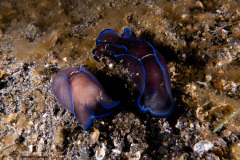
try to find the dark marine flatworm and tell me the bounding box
[93,28,174,117]
[52,67,120,130]
[52,28,174,131]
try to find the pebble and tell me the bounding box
[193,140,214,155]
[95,144,106,160]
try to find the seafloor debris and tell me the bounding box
[0,0,239,159]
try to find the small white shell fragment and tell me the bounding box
[63,57,67,62]
[112,148,121,154]
[95,144,106,160]
[108,63,114,69]
[131,151,141,160]
[90,128,100,144]
[193,140,214,155]
[205,74,212,81]
[28,145,33,153]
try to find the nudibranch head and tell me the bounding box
[93,28,174,117]
[52,67,120,130]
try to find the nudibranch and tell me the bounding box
[93,28,174,117]
[52,67,120,130]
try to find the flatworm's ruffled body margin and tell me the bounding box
[52,67,120,130]
[93,28,174,117]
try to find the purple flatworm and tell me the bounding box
[52,67,120,130]
[93,28,174,117]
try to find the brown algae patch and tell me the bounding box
[0,113,30,155]
[2,1,154,68]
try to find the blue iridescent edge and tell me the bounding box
[146,42,174,117]
[79,67,120,130]
[118,29,174,117]
[121,28,136,38]
[116,53,174,117]
[95,28,174,118]
[61,67,120,131]
[96,29,120,45]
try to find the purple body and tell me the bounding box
[93,28,174,117]
[52,67,120,130]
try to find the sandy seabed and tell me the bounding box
[0,0,240,159]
